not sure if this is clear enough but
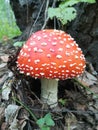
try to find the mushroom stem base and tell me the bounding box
[41,78,58,108]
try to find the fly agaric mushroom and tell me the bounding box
[17,29,86,108]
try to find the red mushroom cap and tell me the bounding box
[17,29,86,80]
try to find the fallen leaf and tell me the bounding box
[0,106,5,122]
[77,71,98,87]
[2,81,11,100]
[0,63,7,69]
[1,122,7,130]
[0,55,9,62]
[5,104,19,123]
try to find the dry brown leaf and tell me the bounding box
[0,63,7,69]
[0,75,8,86]
[77,71,98,87]
[0,107,5,122]
[2,80,12,100]
[5,104,19,123]
[0,55,9,62]
[1,122,7,130]
[89,86,98,95]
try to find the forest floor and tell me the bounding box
[0,43,98,130]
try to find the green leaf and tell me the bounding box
[80,0,96,3]
[36,118,45,127]
[59,98,67,106]
[45,118,55,126]
[48,7,76,25]
[41,126,50,130]
[60,0,80,8]
[13,41,25,47]
[0,0,21,41]
[48,0,96,25]
[36,113,55,129]
[60,0,95,6]
[44,113,51,120]
[44,113,55,126]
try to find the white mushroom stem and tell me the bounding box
[41,78,58,108]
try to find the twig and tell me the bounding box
[29,0,45,35]
[74,78,98,99]
[30,108,98,115]
[41,0,57,29]
[12,96,38,121]
[30,91,43,105]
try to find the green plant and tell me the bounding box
[36,113,55,130]
[0,0,21,41]
[12,97,55,129]
[59,98,67,106]
[12,97,37,121]
[48,0,96,25]
[13,41,25,47]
